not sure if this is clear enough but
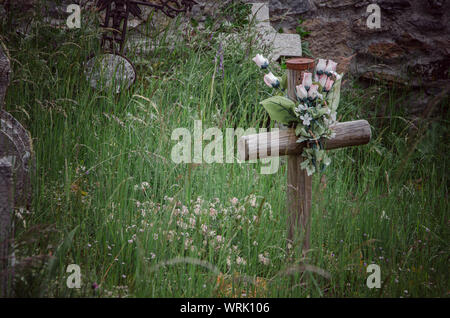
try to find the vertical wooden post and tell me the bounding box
[286,58,315,253]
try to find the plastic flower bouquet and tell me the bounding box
[252,55,343,176]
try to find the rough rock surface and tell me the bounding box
[267,0,450,92]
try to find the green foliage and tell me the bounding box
[259,96,296,124]
[199,1,252,33]
[296,18,313,57]
[1,5,448,298]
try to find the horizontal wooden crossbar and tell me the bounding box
[238,119,371,161]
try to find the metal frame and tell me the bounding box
[96,0,197,53]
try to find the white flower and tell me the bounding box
[330,70,342,80]
[325,60,337,75]
[263,72,280,88]
[316,58,327,74]
[295,84,308,100]
[236,256,246,265]
[252,54,269,69]
[300,113,312,126]
[302,72,313,90]
[258,254,270,265]
[294,103,307,116]
[307,84,319,100]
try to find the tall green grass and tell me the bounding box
[1,5,448,297]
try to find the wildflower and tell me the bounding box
[258,254,270,265]
[307,84,319,100]
[252,54,269,69]
[324,60,337,75]
[249,194,257,207]
[201,224,208,233]
[128,239,133,244]
[315,58,327,75]
[153,233,158,240]
[324,77,334,92]
[236,256,246,265]
[302,72,313,90]
[295,84,308,101]
[184,238,193,249]
[209,208,217,218]
[216,235,224,243]
[230,197,239,205]
[92,282,99,290]
[263,72,280,88]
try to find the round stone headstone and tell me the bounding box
[0,110,33,208]
[84,53,136,93]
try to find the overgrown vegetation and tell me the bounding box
[0,2,448,297]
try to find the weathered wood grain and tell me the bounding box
[238,120,371,161]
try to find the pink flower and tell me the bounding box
[325,60,337,74]
[263,72,280,88]
[252,54,269,69]
[318,74,328,87]
[295,84,308,100]
[324,77,334,92]
[302,72,313,89]
[316,58,327,74]
[209,207,217,217]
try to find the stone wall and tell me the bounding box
[268,0,450,93]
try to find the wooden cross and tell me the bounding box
[238,58,371,254]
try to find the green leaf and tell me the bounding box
[327,74,343,113]
[300,159,310,170]
[280,73,288,90]
[260,96,297,125]
[306,164,315,176]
